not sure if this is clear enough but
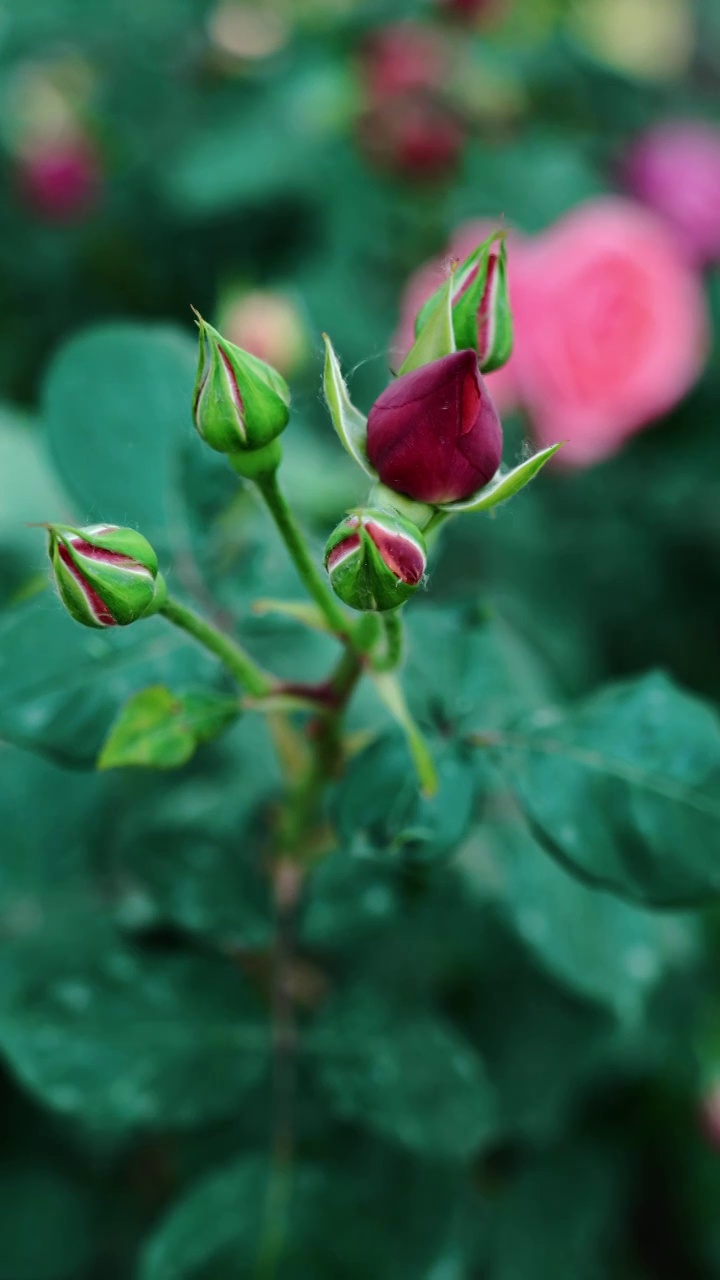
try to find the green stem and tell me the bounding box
[160,597,273,698]
[371,670,438,797]
[423,509,451,545]
[372,610,404,672]
[254,470,350,637]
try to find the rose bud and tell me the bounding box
[357,95,465,184]
[192,311,290,457]
[48,524,166,629]
[325,508,426,613]
[367,349,502,505]
[415,232,513,373]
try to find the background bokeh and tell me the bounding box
[2,0,720,1276]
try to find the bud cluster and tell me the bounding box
[45,230,556,637]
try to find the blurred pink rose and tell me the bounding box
[509,199,709,464]
[18,139,100,221]
[218,290,308,379]
[394,199,708,466]
[623,121,720,266]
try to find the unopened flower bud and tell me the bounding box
[416,233,512,372]
[367,349,502,505]
[325,508,426,613]
[48,524,166,629]
[192,311,290,456]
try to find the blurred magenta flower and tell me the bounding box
[358,95,464,182]
[623,121,720,265]
[359,22,448,102]
[356,21,464,182]
[367,349,503,503]
[18,139,100,221]
[394,200,708,466]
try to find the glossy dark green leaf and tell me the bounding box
[494,673,720,905]
[406,605,556,736]
[312,987,497,1159]
[0,593,220,766]
[459,820,698,1019]
[331,733,477,863]
[489,1143,628,1280]
[141,1147,463,1280]
[98,685,240,770]
[0,949,269,1131]
[106,721,276,948]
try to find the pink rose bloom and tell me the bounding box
[623,121,720,266]
[509,198,709,464]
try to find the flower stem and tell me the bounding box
[254,470,350,637]
[160,596,273,698]
[372,609,404,672]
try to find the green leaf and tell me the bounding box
[321,333,375,478]
[370,672,439,796]
[398,271,456,376]
[492,673,720,905]
[0,1160,100,1280]
[141,1148,463,1280]
[0,747,114,1008]
[312,987,497,1159]
[0,593,220,766]
[98,685,240,770]
[440,443,563,513]
[106,720,276,949]
[0,948,269,1131]
[406,604,556,736]
[331,734,475,863]
[42,324,197,555]
[489,1143,628,1280]
[459,820,698,1020]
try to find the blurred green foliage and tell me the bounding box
[1,0,720,1277]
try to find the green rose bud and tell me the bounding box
[192,310,291,456]
[48,523,166,629]
[325,508,427,613]
[416,231,513,373]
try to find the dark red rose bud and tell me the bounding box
[358,95,465,183]
[367,349,503,504]
[18,140,100,221]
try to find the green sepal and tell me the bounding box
[415,232,513,373]
[192,311,290,455]
[439,443,564,514]
[321,333,375,477]
[98,685,241,770]
[398,270,456,375]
